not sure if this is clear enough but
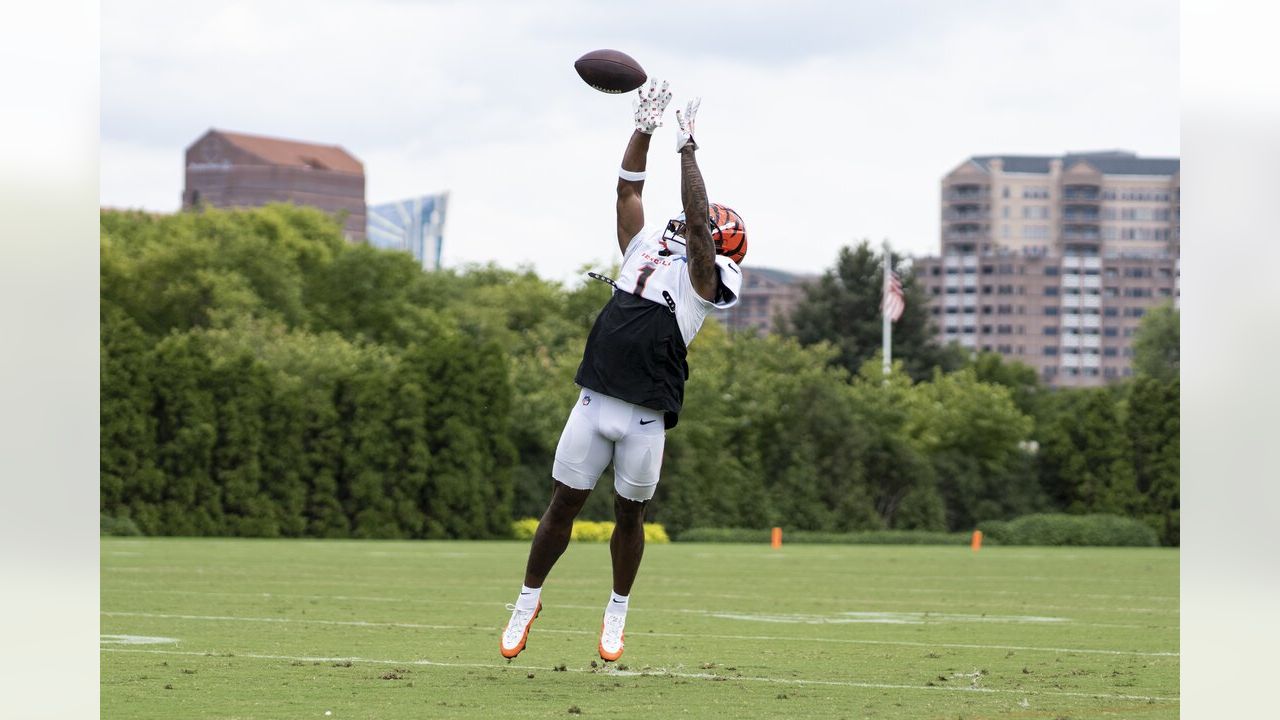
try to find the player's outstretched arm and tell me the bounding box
[676,99,717,302]
[618,79,671,254]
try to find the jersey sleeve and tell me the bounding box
[712,256,743,309]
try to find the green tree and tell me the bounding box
[100,303,165,522]
[1036,388,1140,516]
[967,352,1044,418]
[1132,303,1179,383]
[1127,377,1179,545]
[784,241,966,381]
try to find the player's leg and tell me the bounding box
[609,493,648,599]
[501,390,611,659]
[523,481,592,588]
[598,404,665,661]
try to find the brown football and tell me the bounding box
[574,49,647,94]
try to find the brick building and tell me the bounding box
[183,129,366,241]
[914,151,1180,387]
[715,266,817,335]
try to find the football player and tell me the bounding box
[501,80,746,662]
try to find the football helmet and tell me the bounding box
[660,203,748,264]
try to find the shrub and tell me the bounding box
[675,527,974,545]
[101,514,143,537]
[510,518,669,544]
[977,513,1157,547]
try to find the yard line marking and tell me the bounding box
[100,634,177,645]
[101,648,1178,704]
[102,611,1178,657]
[97,589,1176,621]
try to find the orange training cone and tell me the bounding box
[971,530,983,552]
[771,527,782,549]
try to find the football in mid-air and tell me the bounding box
[574,49,647,94]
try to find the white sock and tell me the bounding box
[515,584,541,612]
[606,591,629,617]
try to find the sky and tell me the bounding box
[101,0,1179,284]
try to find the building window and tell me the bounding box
[1104,307,1119,317]
[1044,286,1059,296]
[1045,266,1059,276]
[1045,307,1059,316]
[1104,348,1118,357]
[1044,346,1058,356]
[1104,327,1118,337]
[1043,327,1058,335]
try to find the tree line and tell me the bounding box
[100,206,1179,545]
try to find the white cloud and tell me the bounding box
[102,0,1178,282]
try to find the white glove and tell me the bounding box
[633,79,672,134]
[675,97,700,152]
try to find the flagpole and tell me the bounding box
[882,239,891,377]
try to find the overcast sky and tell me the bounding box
[101,0,1179,283]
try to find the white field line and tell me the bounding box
[98,587,1179,617]
[102,564,1178,600]
[101,611,1179,657]
[101,647,1178,704]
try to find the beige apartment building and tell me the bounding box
[915,151,1179,387]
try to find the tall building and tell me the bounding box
[716,266,817,334]
[367,193,449,271]
[183,129,366,241]
[915,151,1179,387]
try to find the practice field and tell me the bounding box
[101,538,1178,719]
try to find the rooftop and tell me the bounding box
[192,129,364,174]
[970,150,1179,176]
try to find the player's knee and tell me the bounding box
[613,493,647,526]
[546,482,591,521]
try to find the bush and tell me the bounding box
[675,527,974,545]
[978,513,1157,547]
[510,518,669,544]
[101,514,143,536]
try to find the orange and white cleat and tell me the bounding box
[500,601,541,659]
[598,612,626,662]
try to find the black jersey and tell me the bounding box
[575,289,689,417]
[574,227,743,424]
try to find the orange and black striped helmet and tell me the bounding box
[708,203,747,264]
[661,203,748,265]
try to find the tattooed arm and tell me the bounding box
[680,143,717,302]
[676,98,717,302]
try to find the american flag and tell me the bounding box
[881,268,905,323]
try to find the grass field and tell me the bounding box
[101,538,1178,719]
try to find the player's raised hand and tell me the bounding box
[675,97,700,152]
[633,79,672,134]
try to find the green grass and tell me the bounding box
[101,538,1178,719]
